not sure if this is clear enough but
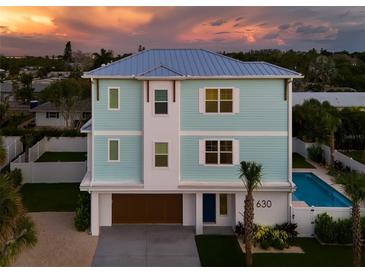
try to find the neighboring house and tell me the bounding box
[47,71,71,78]
[30,100,91,128]
[80,49,302,236]
[293,92,365,109]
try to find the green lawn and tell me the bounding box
[35,152,87,162]
[341,150,365,165]
[292,153,315,168]
[195,235,365,267]
[20,183,80,212]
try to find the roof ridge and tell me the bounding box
[85,49,151,75]
[139,64,184,76]
[260,61,302,76]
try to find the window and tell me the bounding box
[205,140,232,165]
[154,89,168,114]
[108,88,119,110]
[108,139,119,162]
[219,194,228,215]
[205,88,232,113]
[155,142,168,167]
[46,112,59,118]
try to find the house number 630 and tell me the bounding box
[256,200,272,208]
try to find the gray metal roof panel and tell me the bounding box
[85,49,302,78]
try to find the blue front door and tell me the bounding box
[203,194,216,223]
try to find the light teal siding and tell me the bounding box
[93,80,142,131]
[93,135,142,182]
[181,136,288,182]
[180,80,287,131]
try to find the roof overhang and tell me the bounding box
[83,74,304,80]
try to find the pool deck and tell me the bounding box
[293,160,365,208]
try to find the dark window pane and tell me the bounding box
[206,101,218,113]
[206,140,218,151]
[219,194,228,215]
[206,152,218,164]
[220,140,232,152]
[155,155,168,167]
[220,153,232,164]
[220,101,233,113]
[220,89,233,100]
[155,90,168,101]
[155,102,168,114]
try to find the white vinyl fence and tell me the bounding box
[291,206,365,237]
[293,137,365,173]
[11,137,87,183]
[0,136,23,170]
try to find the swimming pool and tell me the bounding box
[292,172,351,207]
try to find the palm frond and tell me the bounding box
[239,161,263,191]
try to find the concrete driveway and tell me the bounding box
[92,225,200,267]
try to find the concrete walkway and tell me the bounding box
[92,225,200,267]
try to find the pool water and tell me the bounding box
[292,172,351,207]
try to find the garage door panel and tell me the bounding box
[112,194,182,224]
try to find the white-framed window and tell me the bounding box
[154,89,168,115]
[199,139,239,165]
[199,87,240,114]
[46,112,59,119]
[154,142,168,167]
[108,87,120,110]
[219,194,228,216]
[108,138,120,162]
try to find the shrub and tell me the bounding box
[253,224,290,250]
[234,221,244,237]
[314,213,365,244]
[5,168,23,188]
[74,192,90,231]
[274,222,298,244]
[307,144,324,163]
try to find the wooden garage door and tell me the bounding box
[112,194,182,224]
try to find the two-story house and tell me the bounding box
[80,49,302,236]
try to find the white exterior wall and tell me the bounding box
[183,193,196,226]
[143,81,180,189]
[35,112,67,128]
[99,193,112,226]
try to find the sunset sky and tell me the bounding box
[1,6,365,56]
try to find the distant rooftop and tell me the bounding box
[30,100,91,113]
[293,92,365,108]
[84,49,302,79]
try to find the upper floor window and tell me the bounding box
[46,112,59,119]
[154,89,168,115]
[205,88,233,113]
[199,87,239,114]
[199,139,239,166]
[108,87,120,110]
[154,142,168,167]
[108,139,120,162]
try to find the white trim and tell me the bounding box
[83,75,304,80]
[107,87,120,111]
[107,138,120,162]
[288,79,293,182]
[181,131,288,137]
[94,130,142,136]
[91,79,95,183]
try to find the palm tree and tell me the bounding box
[321,102,341,165]
[239,161,263,267]
[0,175,37,266]
[335,171,365,267]
[92,48,114,69]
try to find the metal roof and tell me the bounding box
[293,92,365,108]
[80,119,92,133]
[84,49,302,79]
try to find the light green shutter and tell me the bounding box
[109,89,119,109]
[109,140,119,161]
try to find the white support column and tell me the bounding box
[195,192,203,234]
[288,79,293,182]
[235,192,245,225]
[91,192,100,236]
